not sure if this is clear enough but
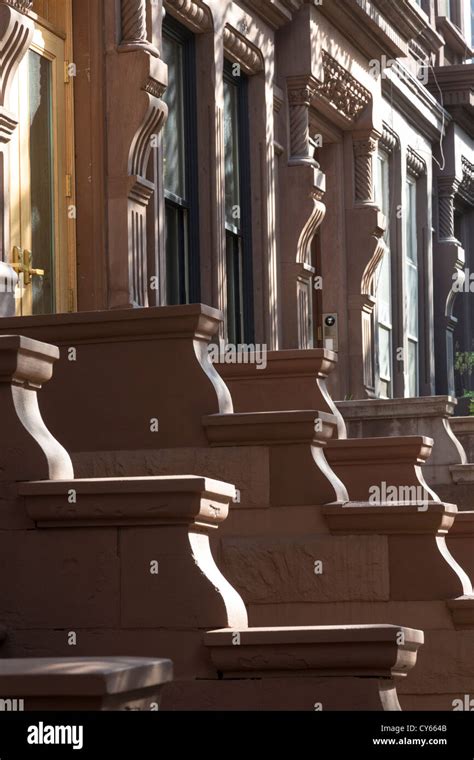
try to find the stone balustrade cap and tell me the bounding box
[323,500,457,535]
[337,396,458,419]
[204,624,423,678]
[20,474,235,528]
[451,417,474,434]
[0,334,58,388]
[0,304,223,344]
[203,410,337,446]
[217,348,338,379]
[0,657,173,696]
[326,435,434,464]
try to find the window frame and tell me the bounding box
[223,58,254,345]
[404,175,420,397]
[162,16,200,305]
[374,150,394,399]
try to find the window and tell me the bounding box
[162,20,199,305]
[223,61,254,344]
[375,152,393,398]
[405,178,419,397]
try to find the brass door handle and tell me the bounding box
[23,250,44,285]
[11,247,44,285]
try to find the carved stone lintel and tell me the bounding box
[353,135,378,204]
[380,123,399,155]
[406,147,425,179]
[223,25,264,76]
[164,0,212,33]
[119,0,159,57]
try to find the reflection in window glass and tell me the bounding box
[375,152,393,397]
[405,178,419,397]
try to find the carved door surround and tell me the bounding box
[282,54,378,364]
[107,0,168,310]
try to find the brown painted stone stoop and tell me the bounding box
[1,332,423,710]
[0,306,470,709]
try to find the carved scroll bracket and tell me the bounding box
[0,2,34,144]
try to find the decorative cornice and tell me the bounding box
[406,147,426,178]
[242,0,304,30]
[164,0,212,33]
[314,51,371,123]
[223,25,264,76]
[380,123,399,155]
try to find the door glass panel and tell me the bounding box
[29,49,54,315]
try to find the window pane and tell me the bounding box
[226,230,244,344]
[163,35,186,199]
[224,77,241,230]
[407,339,418,397]
[406,180,417,264]
[407,263,419,339]
[29,50,54,315]
[165,202,189,305]
[378,325,391,383]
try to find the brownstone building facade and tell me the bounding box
[0,0,473,712]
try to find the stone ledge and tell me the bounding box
[337,395,458,420]
[0,656,172,710]
[0,304,224,344]
[19,475,235,528]
[451,464,474,484]
[204,624,423,678]
[203,410,337,446]
[322,501,457,535]
[326,435,434,464]
[447,597,474,630]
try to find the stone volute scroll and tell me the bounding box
[107,0,168,310]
